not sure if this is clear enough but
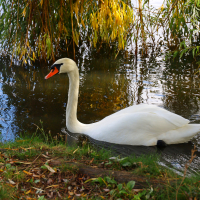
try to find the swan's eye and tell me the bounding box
[51,63,63,71]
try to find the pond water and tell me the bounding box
[0,47,200,175]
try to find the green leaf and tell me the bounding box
[29,178,33,183]
[133,194,142,200]
[146,187,153,199]
[117,183,123,191]
[105,176,117,184]
[105,161,113,166]
[38,196,47,200]
[180,49,188,58]
[197,46,200,54]
[90,177,107,186]
[119,189,128,194]
[137,190,147,198]
[109,189,116,195]
[5,163,11,169]
[41,165,48,169]
[121,161,132,167]
[34,179,40,183]
[173,51,179,58]
[126,180,135,190]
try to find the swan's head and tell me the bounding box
[45,58,77,79]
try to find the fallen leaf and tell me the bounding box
[45,184,59,189]
[84,178,98,183]
[71,181,77,186]
[68,186,72,190]
[47,191,54,198]
[44,164,56,173]
[23,170,33,176]
[42,154,50,158]
[34,179,40,184]
[21,147,34,151]
[8,179,16,185]
[32,187,44,192]
[25,189,32,194]
[133,189,143,192]
[63,179,69,183]
[57,191,62,198]
[73,147,79,154]
[68,191,74,195]
[15,161,32,165]
[32,173,41,178]
[7,184,16,188]
[47,178,53,185]
[16,140,27,143]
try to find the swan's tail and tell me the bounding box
[158,124,200,144]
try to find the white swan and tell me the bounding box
[45,58,200,146]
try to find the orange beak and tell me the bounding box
[45,67,59,79]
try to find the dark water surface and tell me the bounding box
[0,52,200,174]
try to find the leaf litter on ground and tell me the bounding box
[0,138,199,200]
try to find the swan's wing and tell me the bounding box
[105,104,189,128]
[86,111,190,146]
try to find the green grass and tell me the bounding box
[0,129,199,199]
[0,184,16,200]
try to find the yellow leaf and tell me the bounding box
[22,7,26,17]
[33,52,36,60]
[73,147,79,154]
[40,0,43,6]
[25,189,31,194]
[84,178,98,183]
[23,170,33,176]
[160,4,164,11]
[46,185,59,189]
[16,140,27,143]
[81,18,85,29]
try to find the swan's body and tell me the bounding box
[45,58,200,146]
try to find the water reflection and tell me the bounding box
[162,57,200,119]
[0,52,200,173]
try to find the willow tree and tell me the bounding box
[0,0,133,63]
[1,0,200,64]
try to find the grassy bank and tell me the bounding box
[0,133,199,200]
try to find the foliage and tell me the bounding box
[90,0,133,49]
[162,0,200,60]
[0,0,133,63]
[87,177,153,199]
[0,0,200,65]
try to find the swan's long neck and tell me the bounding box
[66,67,83,133]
